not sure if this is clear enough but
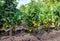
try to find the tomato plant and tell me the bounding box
[19,0,60,32]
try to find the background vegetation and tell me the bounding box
[0,0,60,32]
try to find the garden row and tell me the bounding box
[0,0,60,33]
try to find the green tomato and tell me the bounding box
[49,19,51,21]
[29,29,32,32]
[51,19,55,22]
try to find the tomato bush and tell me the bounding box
[19,0,60,31]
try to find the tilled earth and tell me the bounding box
[1,30,60,41]
[0,25,60,41]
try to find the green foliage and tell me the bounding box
[19,0,60,31]
[20,0,40,27]
[0,0,22,29]
[0,0,60,32]
[0,0,2,6]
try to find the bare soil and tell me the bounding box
[0,25,60,41]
